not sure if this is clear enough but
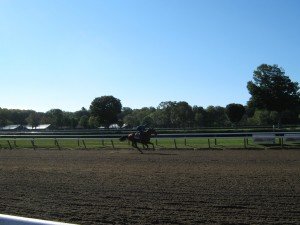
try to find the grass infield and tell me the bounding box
[1,137,299,150]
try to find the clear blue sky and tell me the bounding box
[0,0,299,112]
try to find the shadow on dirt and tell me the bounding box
[143,152,178,156]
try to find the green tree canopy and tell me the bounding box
[78,115,89,129]
[44,109,64,128]
[26,111,42,128]
[170,101,193,128]
[156,101,176,127]
[247,64,300,115]
[225,103,245,125]
[205,106,229,127]
[90,96,122,128]
[192,106,206,127]
[74,107,90,119]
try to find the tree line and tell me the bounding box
[1,64,299,129]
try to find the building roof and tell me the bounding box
[109,124,120,129]
[1,125,21,130]
[24,124,51,130]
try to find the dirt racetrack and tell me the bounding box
[0,149,299,225]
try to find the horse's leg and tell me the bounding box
[132,141,137,148]
[136,146,143,154]
[143,140,153,150]
[132,140,143,154]
[145,141,154,150]
[135,141,144,154]
[149,142,155,150]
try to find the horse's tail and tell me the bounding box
[119,135,128,142]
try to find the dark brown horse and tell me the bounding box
[119,128,157,153]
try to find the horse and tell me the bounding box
[119,128,157,154]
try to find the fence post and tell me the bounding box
[111,140,115,149]
[31,139,36,150]
[57,139,61,150]
[54,138,61,150]
[82,140,86,149]
[155,139,158,146]
[184,138,187,146]
[174,139,177,149]
[77,138,80,147]
[208,139,211,149]
[243,138,247,149]
[214,138,217,145]
[7,140,12,150]
[281,137,283,149]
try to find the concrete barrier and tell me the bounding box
[0,214,76,225]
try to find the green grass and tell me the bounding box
[0,138,130,150]
[1,137,299,150]
[154,138,252,149]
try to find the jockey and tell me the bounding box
[135,123,148,140]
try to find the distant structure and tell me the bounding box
[0,124,52,131]
[24,124,52,130]
[98,124,126,129]
[109,124,120,129]
[0,124,23,131]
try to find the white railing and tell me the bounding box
[0,214,76,225]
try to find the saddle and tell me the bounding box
[134,132,144,140]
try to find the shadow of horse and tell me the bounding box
[119,128,157,154]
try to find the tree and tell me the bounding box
[78,115,89,128]
[88,116,100,128]
[247,64,300,125]
[281,110,298,124]
[26,111,42,128]
[225,103,245,126]
[157,101,176,127]
[118,107,133,126]
[141,116,154,127]
[5,109,32,125]
[205,106,229,127]
[45,109,64,128]
[149,109,167,128]
[123,114,138,128]
[192,106,206,127]
[170,101,193,128]
[248,109,275,126]
[74,107,90,119]
[90,96,122,128]
[0,108,9,126]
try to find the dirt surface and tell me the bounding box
[0,149,299,225]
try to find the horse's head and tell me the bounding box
[146,128,157,136]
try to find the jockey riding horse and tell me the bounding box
[119,127,157,154]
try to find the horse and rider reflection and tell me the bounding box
[119,127,157,154]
